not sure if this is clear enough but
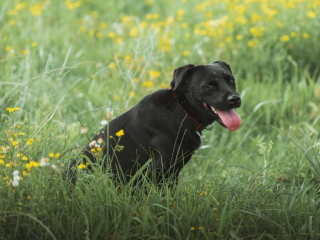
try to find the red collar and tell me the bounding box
[168,88,206,132]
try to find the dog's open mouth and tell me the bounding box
[203,103,241,131]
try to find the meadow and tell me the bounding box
[1,0,320,239]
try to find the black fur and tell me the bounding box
[66,61,241,186]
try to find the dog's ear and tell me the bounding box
[171,64,195,91]
[211,61,232,74]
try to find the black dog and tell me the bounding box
[66,61,241,185]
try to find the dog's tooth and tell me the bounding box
[211,106,217,114]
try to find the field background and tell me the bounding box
[1,0,320,239]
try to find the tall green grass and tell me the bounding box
[1,0,320,239]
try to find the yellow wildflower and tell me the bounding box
[190,227,195,231]
[280,35,290,42]
[149,70,161,78]
[5,46,12,52]
[177,9,184,15]
[15,2,27,10]
[108,32,116,38]
[182,50,190,56]
[49,153,54,158]
[307,11,316,19]
[129,91,135,97]
[143,81,154,88]
[30,4,43,16]
[6,107,20,113]
[78,163,86,169]
[96,32,102,38]
[26,161,40,171]
[181,22,188,28]
[161,83,168,88]
[109,62,116,69]
[116,129,125,137]
[286,2,295,8]
[302,33,309,38]
[235,35,243,40]
[226,36,232,42]
[290,32,297,37]
[26,139,34,145]
[129,27,139,37]
[99,22,107,29]
[65,0,81,10]
[115,38,123,44]
[140,21,148,29]
[54,153,61,158]
[0,159,4,165]
[22,156,28,161]
[248,39,257,48]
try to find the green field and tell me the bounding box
[1,0,320,239]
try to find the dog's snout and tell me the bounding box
[227,94,241,104]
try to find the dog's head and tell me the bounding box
[170,61,241,131]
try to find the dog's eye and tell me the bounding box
[230,79,235,84]
[207,85,213,89]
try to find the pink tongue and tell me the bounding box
[216,109,241,131]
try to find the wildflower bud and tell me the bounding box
[51,164,58,171]
[80,127,88,134]
[106,108,113,120]
[97,138,104,144]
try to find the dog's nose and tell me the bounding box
[227,94,241,104]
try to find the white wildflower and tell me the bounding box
[14,175,20,182]
[101,119,108,126]
[12,181,19,187]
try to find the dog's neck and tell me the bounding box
[169,88,209,132]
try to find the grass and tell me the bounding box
[1,0,320,239]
